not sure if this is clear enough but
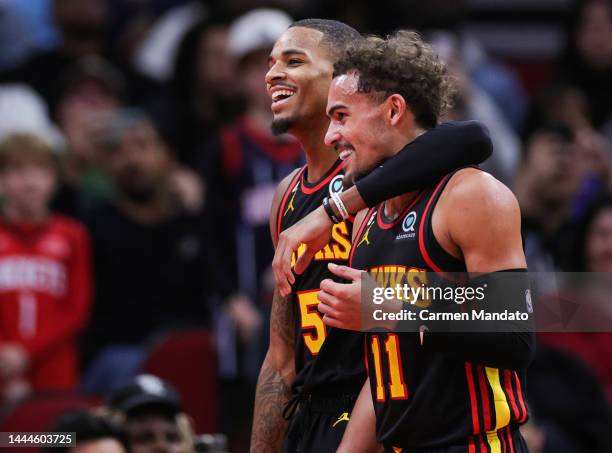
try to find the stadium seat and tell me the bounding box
[0,392,101,453]
[142,329,218,434]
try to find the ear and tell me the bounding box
[386,94,408,127]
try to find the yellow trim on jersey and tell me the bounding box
[485,367,511,430]
[485,430,502,453]
[332,412,350,427]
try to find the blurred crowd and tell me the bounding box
[0,0,610,452]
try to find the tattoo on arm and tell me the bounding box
[251,291,295,452]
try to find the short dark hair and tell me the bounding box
[46,410,129,453]
[333,30,453,128]
[289,19,361,59]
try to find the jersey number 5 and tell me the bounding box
[298,290,327,355]
[371,334,408,401]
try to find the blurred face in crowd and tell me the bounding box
[0,161,56,219]
[57,80,120,161]
[105,121,171,203]
[523,132,579,204]
[73,438,126,453]
[125,414,185,453]
[266,27,335,135]
[586,207,612,272]
[54,0,107,40]
[239,49,275,111]
[577,0,612,69]
[197,26,236,98]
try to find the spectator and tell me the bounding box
[431,31,522,187]
[515,124,582,273]
[80,109,220,394]
[51,57,125,219]
[47,410,129,453]
[170,15,242,164]
[0,0,109,114]
[562,0,612,135]
[538,197,612,400]
[107,374,195,453]
[0,133,92,402]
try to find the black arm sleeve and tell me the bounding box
[423,270,536,369]
[354,120,492,207]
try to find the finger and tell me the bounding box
[294,246,316,275]
[317,290,341,310]
[328,263,362,282]
[320,278,347,297]
[317,301,341,319]
[322,314,343,328]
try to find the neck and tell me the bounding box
[117,189,176,225]
[291,116,338,182]
[3,204,49,224]
[384,191,419,221]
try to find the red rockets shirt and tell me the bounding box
[0,215,92,389]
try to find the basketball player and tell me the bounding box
[252,20,494,452]
[311,31,534,452]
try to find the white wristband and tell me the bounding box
[331,191,349,220]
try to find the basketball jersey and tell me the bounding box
[277,159,365,396]
[350,171,529,450]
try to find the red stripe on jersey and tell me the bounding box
[465,363,480,434]
[499,427,507,453]
[221,126,243,178]
[277,167,306,237]
[476,365,492,432]
[468,437,476,453]
[300,161,344,194]
[364,335,369,373]
[506,426,515,453]
[504,369,520,421]
[513,371,528,423]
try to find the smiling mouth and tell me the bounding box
[271,89,296,103]
[338,148,354,161]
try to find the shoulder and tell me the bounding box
[440,167,520,218]
[269,167,304,244]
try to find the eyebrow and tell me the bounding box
[268,49,308,67]
[327,104,346,117]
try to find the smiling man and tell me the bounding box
[314,31,534,452]
[252,19,495,453]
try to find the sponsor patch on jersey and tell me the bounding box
[329,174,344,195]
[396,211,417,240]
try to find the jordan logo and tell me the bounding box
[284,191,297,216]
[332,412,350,427]
[357,225,372,248]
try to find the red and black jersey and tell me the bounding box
[277,159,365,397]
[350,171,529,451]
[0,215,92,390]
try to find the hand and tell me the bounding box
[318,263,364,330]
[169,166,205,213]
[273,206,333,296]
[0,344,29,379]
[226,295,263,343]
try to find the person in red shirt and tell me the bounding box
[0,133,92,401]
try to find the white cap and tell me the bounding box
[229,8,293,59]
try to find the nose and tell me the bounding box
[324,122,341,147]
[265,61,285,86]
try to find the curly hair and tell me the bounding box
[333,30,453,128]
